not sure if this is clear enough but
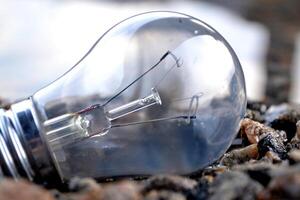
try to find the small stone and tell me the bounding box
[240,119,263,144]
[288,149,300,163]
[286,121,300,151]
[240,119,287,144]
[68,177,101,193]
[245,101,268,123]
[144,190,185,200]
[245,109,265,123]
[264,151,282,163]
[208,171,263,200]
[220,144,259,167]
[232,162,276,187]
[247,101,268,114]
[67,178,103,200]
[264,104,300,140]
[201,166,227,177]
[258,134,287,160]
[101,181,141,200]
[141,175,197,199]
[292,120,300,142]
[286,141,300,152]
[142,175,197,192]
[199,166,227,183]
[0,179,55,200]
[49,190,65,200]
[258,173,300,199]
[192,179,210,200]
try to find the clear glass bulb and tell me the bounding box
[0,11,246,183]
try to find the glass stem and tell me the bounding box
[44,113,90,148]
[106,88,162,121]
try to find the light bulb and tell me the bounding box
[0,11,246,185]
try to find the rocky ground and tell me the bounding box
[2,100,300,200]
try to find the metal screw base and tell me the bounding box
[0,108,32,180]
[0,98,61,186]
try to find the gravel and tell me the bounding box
[2,101,300,199]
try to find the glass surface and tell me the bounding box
[32,11,246,180]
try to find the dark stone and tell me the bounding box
[100,181,141,200]
[141,176,199,199]
[264,104,300,141]
[144,190,185,200]
[287,141,300,152]
[68,177,99,192]
[258,134,287,160]
[232,162,276,187]
[245,109,265,123]
[221,144,258,167]
[208,171,263,200]
[0,179,55,200]
[258,164,300,199]
[247,101,268,114]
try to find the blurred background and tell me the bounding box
[0,0,299,104]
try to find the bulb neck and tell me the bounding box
[0,98,61,186]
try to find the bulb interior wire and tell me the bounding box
[73,51,203,139]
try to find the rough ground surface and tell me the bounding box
[2,101,300,200]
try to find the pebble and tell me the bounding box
[1,101,300,199]
[0,179,54,200]
[258,172,300,199]
[264,104,300,140]
[258,133,287,160]
[240,118,287,144]
[101,181,141,200]
[141,175,197,199]
[208,171,263,200]
[144,190,185,200]
[221,144,259,167]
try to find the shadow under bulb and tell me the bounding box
[0,11,246,186]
